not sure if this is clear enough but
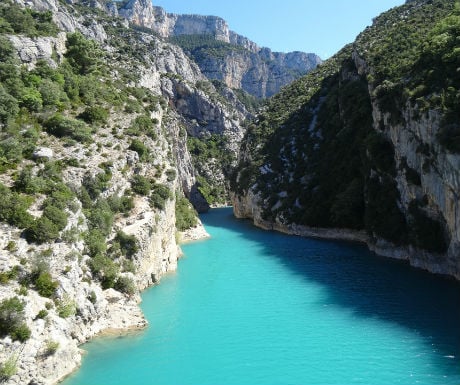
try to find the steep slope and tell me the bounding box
[116,0,322,98]
[0,0,250,383]
[232,0,460,279]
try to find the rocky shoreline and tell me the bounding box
[232,193,460,280]
[55,220,209,385]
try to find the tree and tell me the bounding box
[65,32,102,75]
[0,297,31,342]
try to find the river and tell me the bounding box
[63,207,460,385]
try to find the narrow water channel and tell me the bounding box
[63,207,460,385]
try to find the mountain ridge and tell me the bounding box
[116,0,322,98]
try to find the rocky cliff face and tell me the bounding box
[0,0,260,382]
[117,0,321,98]
[232,0,460,280]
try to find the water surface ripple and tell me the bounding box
[64,207,460,385]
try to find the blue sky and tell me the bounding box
[153,1,406,59]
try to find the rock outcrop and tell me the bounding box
[117,0,322,98]
[231,0,460,280]
[0,0,243,382]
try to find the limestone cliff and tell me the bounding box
[0,0,257,382]
[232,0,460,280]
[117,0,322,98]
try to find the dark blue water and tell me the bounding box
[64,207,460,384]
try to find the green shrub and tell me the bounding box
[88,290,97,304]
[114,276,136,296]
[0,183,34,228]
[43,339,59,356]
[126,115,156,138]
[165,168,176,182]
[0,355,17,382]
[0,84,19,125]
[122,259,136,274]
[84,229,107,258]
[82,171,111,200]
[150,184,172,210]
[78,106,108,124]
[56,295,76,318]
[44,113,92,143]
[115,231,138,258]
[35,309,48,319]
[39,79,68,108]
[42,204,68,231]
[0,296,31,342]
[175,196,198,231]
[131,174,151,195]
[25,217,60,244]
[108,194,134,214]
[129,139,149,161]
[35,271,58,298]
[18,87,43,112]
[0,2,58,37]
[13,166,46,194]
[65,32,102,75]
[10,322,31,342]
[88,254,119,289]
[86,199,114,236]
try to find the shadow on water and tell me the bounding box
[200,208,460,375]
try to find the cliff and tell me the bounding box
[231,0,460,280]
[0,0,263,382]
[117,0,322,98]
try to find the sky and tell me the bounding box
[153,1,406,59]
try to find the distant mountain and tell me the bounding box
[116,0,322,98]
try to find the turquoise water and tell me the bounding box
[64,208,460,385]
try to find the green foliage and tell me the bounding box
[65,32,102,75]
[108,194,134,215]
[131,174,151,196]
[165,168,176,182]
[129,139,149,161]
[42,204,68,231]
[56,295,76,318]
[78,105,108,124]
[233,0,457,253]
[0,1,58,37]
[150,184,172,210]
[114,276,136,296]
[43,339,59,356]
[169,34,247,62]
[35,309,48,319]
[88,254,119,289]
[84,229,107,258]
[232,88,263,113]
[115,231,138,258]
[0,84,19,125]
[0,183,34,228]
[44,113,92,143]
[126,115,157,138]
[35,271,58,298]
[175,196,198,231]
[86,198,114,236]
[187,134,234,204]
[0,296,31,342]
[82,170,112,200]
[88,290,97,304]
[0,355,17,382]
[24,217,60,244]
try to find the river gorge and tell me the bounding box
[63,208,460,385]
